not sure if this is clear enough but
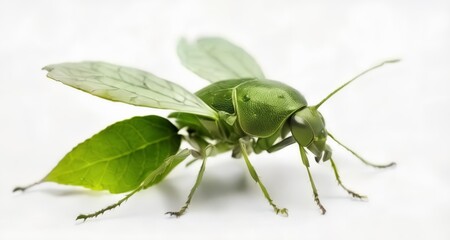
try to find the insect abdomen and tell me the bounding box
[195,79,250,114]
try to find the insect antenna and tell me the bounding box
[314,59,400,109]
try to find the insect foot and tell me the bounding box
[165,209,186,218]
[314,195,327,215]
[329,158,368,200]
[275,207,289,217]
[76,214,90,222]
[343,186,367,199]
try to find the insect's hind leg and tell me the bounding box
[329,158,367,199]
[166,148,211,217]
[77,149,192,221]
[327,132,396,168]
[239,139,288,216]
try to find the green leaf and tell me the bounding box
[43,62,218,120]
[44,115,181,193]
[177,37,265,82]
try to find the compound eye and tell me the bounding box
[290,115,314,147]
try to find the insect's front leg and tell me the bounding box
[329,158,367,199]
[266,136,296,153]
[239,138,288,216]
[299,146,326,215]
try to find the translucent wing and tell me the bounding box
[177,37,265,82]
[43,62,218,119]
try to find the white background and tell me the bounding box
[1,0,449,239]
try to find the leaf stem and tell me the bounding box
[13,180,43,192]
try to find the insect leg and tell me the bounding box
[266,136,296,153]
[166,146,212,217]
[76,149,191,221]
[76,186,141,221]
[239,139,288,216]
[327,132,396,168]
[299,146,326,214]
[329,158,367,199]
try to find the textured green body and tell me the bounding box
[198,79,307,136]
[172,79,308,152]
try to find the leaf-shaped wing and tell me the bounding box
[43,62,218,119]
[43,115,182,193]
[177,37,265,82]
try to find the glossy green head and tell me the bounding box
[290,107,331,162]
[289,59,401,162]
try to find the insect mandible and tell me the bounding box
[14,37,399,220]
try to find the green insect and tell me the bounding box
[14,37,398,220]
